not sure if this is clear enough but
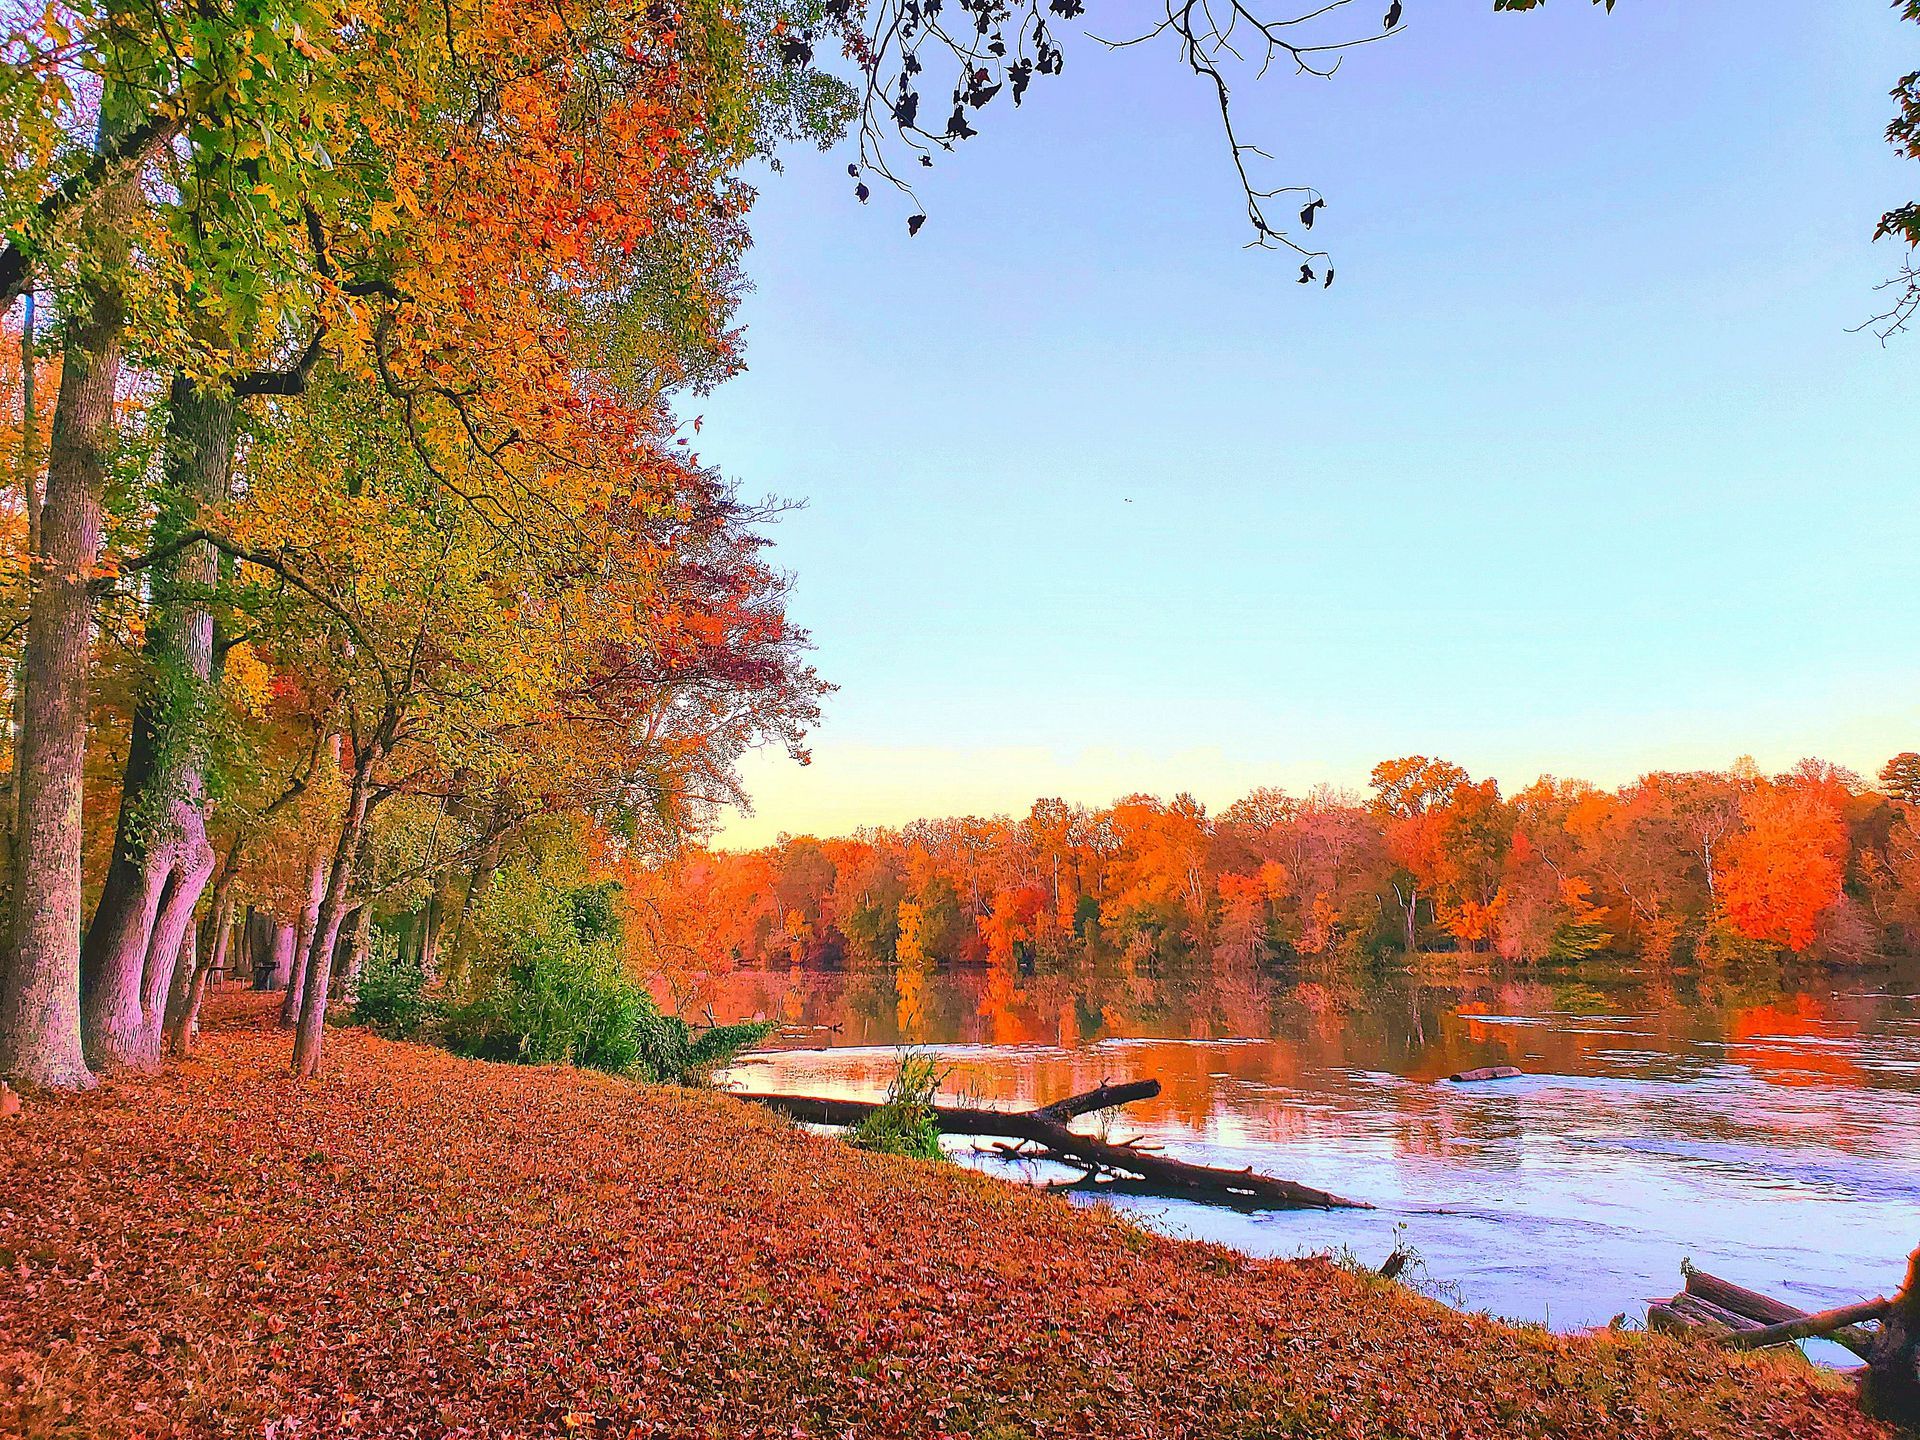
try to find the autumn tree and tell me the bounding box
[1718,773,1850,954]
[1884,753,1920,806]
[1369,757,1467,954]
[646,754,1904,982]
[0,0,365,1086]
[0,0,844,1084]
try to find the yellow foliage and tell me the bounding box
[221,641,274,718]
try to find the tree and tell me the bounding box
[0,107,136,1089]
[1369,757,1468,954]
[1719,781,1849,953]
[1883,753,1920,806]
[1,0,844,1085]
[0,0,368,1084]
[1101,794,1211,960]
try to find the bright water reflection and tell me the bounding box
[712,962,1920,1342]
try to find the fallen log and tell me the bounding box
[734,1080,1371,1211]
[731,1089,1141,1144]
[1645,1301,1687,1335]
[1721,1297,1891,1352]
[1024,1166,1302,1213]
[1649,1293,1749,1336]
[991,1133,1368,1210]
[1447,1066,1522,1083]
[1685,1266,1811,1325]
[1683,1266,1876,1358]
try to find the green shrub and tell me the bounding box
[444,881,770,1082]
[636,1012,776,1086]
[349,933,433,1037]
[849,1050,945,1160]
[565,882,622,946]
[443,931,639,1071]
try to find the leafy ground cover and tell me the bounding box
[0,994,1886,1440]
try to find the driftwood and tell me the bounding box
[1648,1292,1763,1337]
[1447,1065,1522,1083]
[1030,1079,1161,1122]
[1648,1249,1920,1426]
[735,1079,1370,1211]
[1649,1263,1886,1360]
[1721,1297,1890,1352]
[1685,1267,1876,1358]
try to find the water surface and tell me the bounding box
[710,961,1919,1350]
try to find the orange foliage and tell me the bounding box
[1719,783,1849,952]
[628,758,1919,981]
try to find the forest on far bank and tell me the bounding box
[621,755,1920,980]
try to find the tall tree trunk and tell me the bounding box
[419,883,446,978]
[344,904,372,986]
[160,921,195,1040]
[278,733,341,1026]
[0,106,136,1090]
[246,906,273,989]
[444,834,502,988]
[8,290,40,867]
[292,755,376,1077]
[279,850,326,1028]
[80,378,232,1070]
[267,920,295,990]
[167,832,243,1051]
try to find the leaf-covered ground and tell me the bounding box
[1,995,1885,1440]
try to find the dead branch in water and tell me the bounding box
[735,1078,1369,1211]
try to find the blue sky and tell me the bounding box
[698,0,1920,846]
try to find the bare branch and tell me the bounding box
[823,0,1400,268]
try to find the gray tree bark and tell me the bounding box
[80,377,231,1070]
[0,105,137,1090]
[8,290,40,866]
[279,850,327,1028]
[266,920,295,990]
[292,753,376,1077]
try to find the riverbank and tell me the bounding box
[710,961,1919,1336]
[0,995,1885,1439]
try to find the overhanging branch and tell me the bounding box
[100,528,400,700]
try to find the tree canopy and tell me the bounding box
[0,0,1913,1089]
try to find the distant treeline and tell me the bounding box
[629,755,1920,973]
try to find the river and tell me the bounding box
[709,960,1919,1355]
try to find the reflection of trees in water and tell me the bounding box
[895,960,930,1043]
[704,959,1920,1163]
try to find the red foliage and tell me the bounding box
[0,995,1882,1440]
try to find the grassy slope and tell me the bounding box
[0,995,1886,1440]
